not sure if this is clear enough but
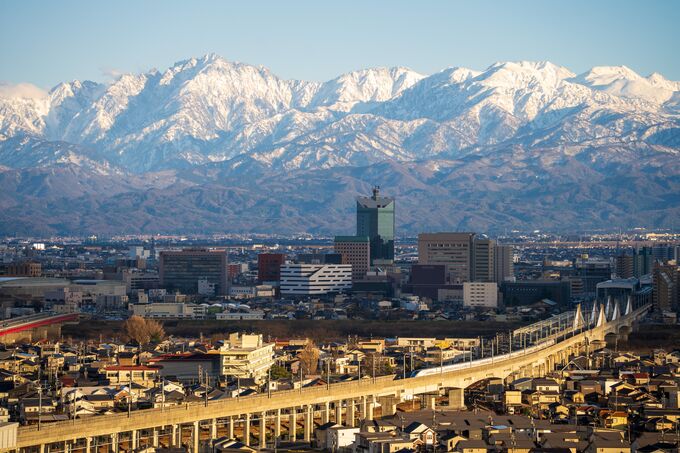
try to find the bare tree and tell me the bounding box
[298,340,320,376]
[146,319,165,343]
[123,315,165,346]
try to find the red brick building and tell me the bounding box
[257,253,285,283]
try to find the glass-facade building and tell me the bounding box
[356,187,395,264]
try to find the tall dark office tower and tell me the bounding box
[356,187,395,264]
[494,244,515,283]
[159,248,228,295]
[472,238,495,282]
[634,247,654,277]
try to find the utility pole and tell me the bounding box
[268,366,272,397]
[372,355,376,382]
[128,372,132,418]
[326,359,331,390]
[205,370,209,407]
[37,384,42,431]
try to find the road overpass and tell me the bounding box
[3,299,650,453]
[0,312,79,344]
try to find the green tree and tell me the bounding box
[269,365,291,380]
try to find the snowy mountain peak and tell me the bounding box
[441,67,481,84]
[0,56,678,173]
[580,65,642,83]
[574,65,678,104]
[308,66,425,111]
[647,72,680,91]
[482,61,575,89]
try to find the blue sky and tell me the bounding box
[1,0,679,89]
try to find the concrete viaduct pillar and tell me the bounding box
[335,400,343,425]
[211,418,217,439]
[111,433,119,453]
[244,412,251,446]
[192,421,199,453]
[228,416,234,439]
[260,411,267,449]
[304,405,313,442]
[289,408,297,441]
[359,395,375,421]
[275,409,281,439]
[323,401,330,423]
[152,428,159,448]
[378,395,397,416]
[170,425,177,447]
[367,396,375,420]
[448,388,465,410]
[425,394,436,410]
[348,399,356,427]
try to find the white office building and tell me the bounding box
[463,282,498,308]
[280,264,352,295]
[219,333,275,384]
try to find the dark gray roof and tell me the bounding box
[356,196,394,209]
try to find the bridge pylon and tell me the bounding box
[573,304,585,331]
[596,303,607,327]
[589,302,598,326]
[605,296,612,320]
[611,300,621,321]
[624,296,632,316]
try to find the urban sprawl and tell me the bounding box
[0,188,679,453]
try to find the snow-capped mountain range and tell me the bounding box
[0,54,678,235]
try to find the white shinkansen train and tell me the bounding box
[409,338,556,378]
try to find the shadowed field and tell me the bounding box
[60,319,680,351]
[62,319,522,342]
